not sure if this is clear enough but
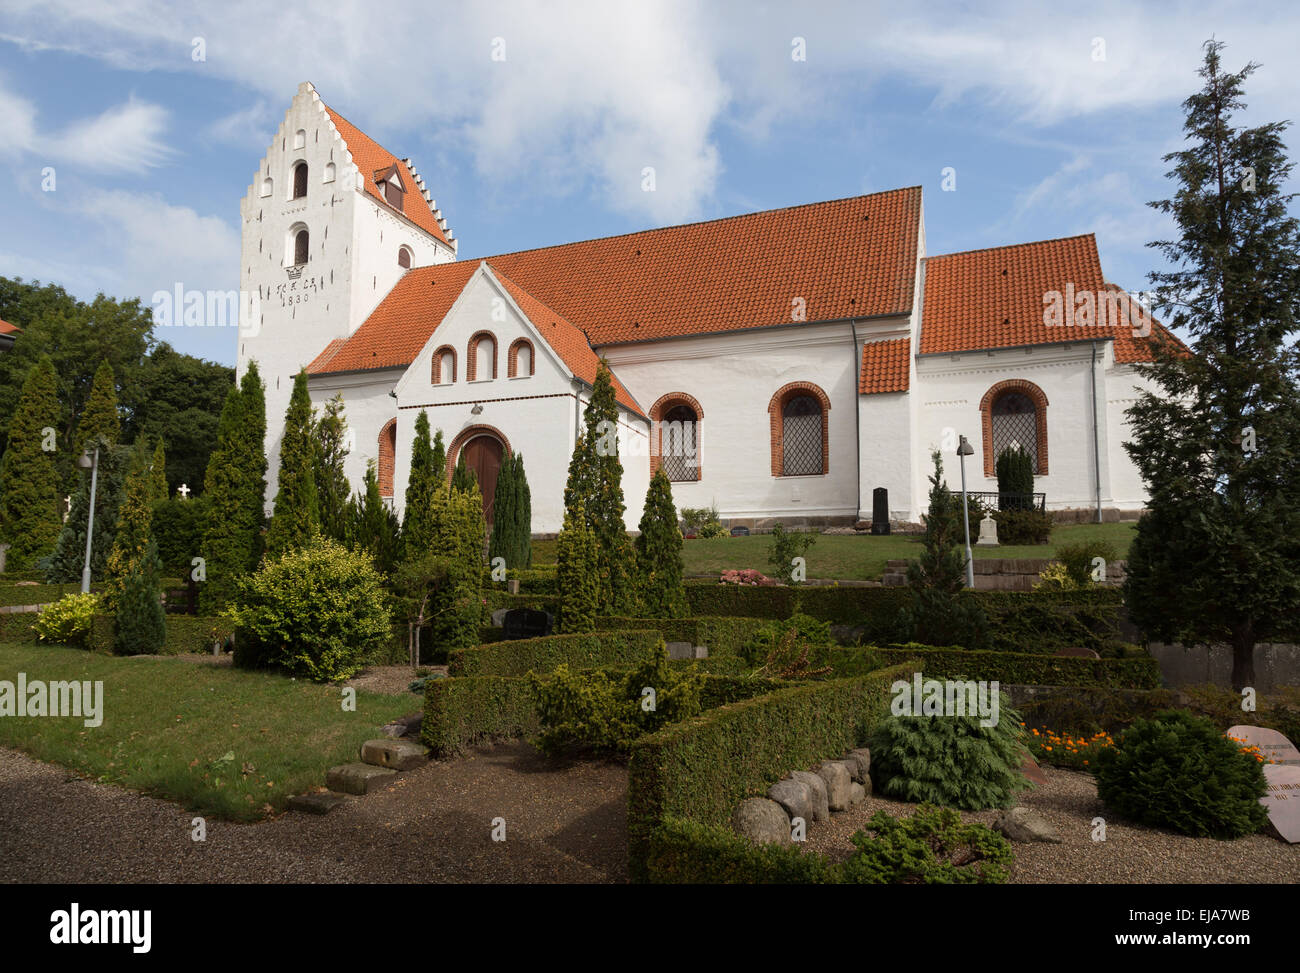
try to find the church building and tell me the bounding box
[237,82,1177,533]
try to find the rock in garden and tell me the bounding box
[791,770,830,821]
[844,748,871,782]
[768,779,814,823]
[993,806,1061,843]
[732,797,791,845]
[816,761,854,811]
[848,781,866,805]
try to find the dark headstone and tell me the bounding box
[871,488,890,535]
[503,608,553,640]
[729,525,750,537]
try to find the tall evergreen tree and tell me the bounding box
[46,438,128,583]
[104,443,158,611]
[77,360,120,449]
[313,392,351,543]
[556,500,598,633]
[431,428,447,483]
[113,537,166,655]
[149,437,168,503]
[0,355,62,570]
[1125,40,1300,689]
[489,452,533,571]
[347,460,400,577]
[563,360,634,613]
[634,469,687,617]
[265,369,319,558]
[451,451,477,492]
[402,410,439,558]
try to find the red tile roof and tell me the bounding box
[859,337,910,393]
[491,268,644,416]
[322,104,452,248]
[0,318,21,335]
[920,234,1179,361]
[1103,285,1189,362]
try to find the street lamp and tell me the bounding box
[77,445,100,595]
[956,435,975,590]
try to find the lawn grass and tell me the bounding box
[0,643,416,821]
[531,522,1135,581]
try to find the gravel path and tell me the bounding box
[802,765,1300,883]
[0,742,628,884]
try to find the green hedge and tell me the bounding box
[643,816,838,883]
[0,613,40,643]
[87,613,235,656]
[830,644,1161,689]
[594,615,769,669]
[448,629,665,678]
[0,583,82,608]
[484,590,560,613]
[627,661,918,882]
[422,669,786,758]
[495,567,559,594]
[0,570,48,582]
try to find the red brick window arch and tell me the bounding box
[979,379,1049,476]
[467,331,497,381]
[377,418,397,498]
[649,392,703,481]
[768,382,831,476]
[431,345,456,384]
[508,338,535,378]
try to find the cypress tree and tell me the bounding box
[489,452,532,571]
[313,392,351,543]
[402,410,438,558]
[77,360,120,449]
[46,438,128,583]
[634,469,687,617]
[113,536,166,655]
[104,443,158,611]
[431,429,447,483]
[265,369,319,558]
[995,446,1034,510]
[347,459,400,577]
[451,451,477,491]
[556,500,598,633]
[0,355,62,570]
[1124,40,1300,689]
[239,360,268,563]
[150,437,168,503]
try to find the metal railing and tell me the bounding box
[963,490,1047,513]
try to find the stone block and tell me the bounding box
[326,762,397,795]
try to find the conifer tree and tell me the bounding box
[0,355,62,570]
[1125,40,1300,689]
[113,536,166,655]
[104,443,158,611]
[265,369,319,557]
[46,438,128,583]
[431,428,447,483]
[451,451,477,492]
[77,360,120,448]
[402,410,439,558]
[489,452,532,571]
[634,469,686,617]
[150,437,168,503]
[556,500,598,632]
[346,459,400,577]
[313,392,351,543]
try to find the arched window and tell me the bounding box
[650,392,703,481]
[293,129,306,149]
[292,228,309,266]
[508,338,535,378]
[322,161,336,183]
[768,383,831,477]
[467,331,497,381]
[431,345,456,384]
[398,246,412,269]
[979,380,1049,476]
[292,162,308,199]
[377,418,397,498]
[260,175,273,198]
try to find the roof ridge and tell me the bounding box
[927,232,1097,262]
[484,262,593,345]
[463,186,923,263]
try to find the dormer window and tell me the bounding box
[374,164,405,212]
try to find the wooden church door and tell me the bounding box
[462,435,504,524]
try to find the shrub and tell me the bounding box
[113,541,166,655]
[767,522,816,584]
[993,509,1053,545]
[681,506,726,539]
[394,552,485,662]
[995,445,1035,510]
[225,536,391,682]
[1033,561,1080,592]
[867,689,1030,809]
[841,806,1014,884]
[530,648,706,755]
[741,612,833,668]
[1056,540,1120,586]
[31,592,101,647]
[449,629,664,678]
[151,494,209,581]
[1094,709,1270,839]
[556,500,599,632]
[634,470,687,617]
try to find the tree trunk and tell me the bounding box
[1231,625,1256,692]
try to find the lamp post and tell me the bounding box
[957,435,975,590]
[78,445,100,595]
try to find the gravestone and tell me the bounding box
[976,514,999,546]
[1261,764,1300,843]
[665,641,694,660]
[871,488,890,535]
[502,608,553,640]
[1227,725,1300,766]
[729,525,750,537]
[1021,753,1048,786]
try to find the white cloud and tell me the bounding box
[42,97,172,170]
[0,80,37,157]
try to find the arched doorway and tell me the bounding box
[461,433,505,524]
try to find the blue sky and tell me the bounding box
[0,1,1296,367]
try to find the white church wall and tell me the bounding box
[858,391,912,521]
[349,198,455,332]
[1106,362,1158,510]
[599,321,864,524]
[306,368,403,501]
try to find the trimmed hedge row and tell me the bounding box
[830,644,1162,689]
[626,661,918,882]
[448,629,665,678]
[0,613,40,643]
[422,669,787,757]
[484,590,560,613]
[682,584,1126,654]
[498,567,559,594]
[643,816,837,883]
[0,583,82,608]
[594,615,769,663]
[87,613,235,656]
